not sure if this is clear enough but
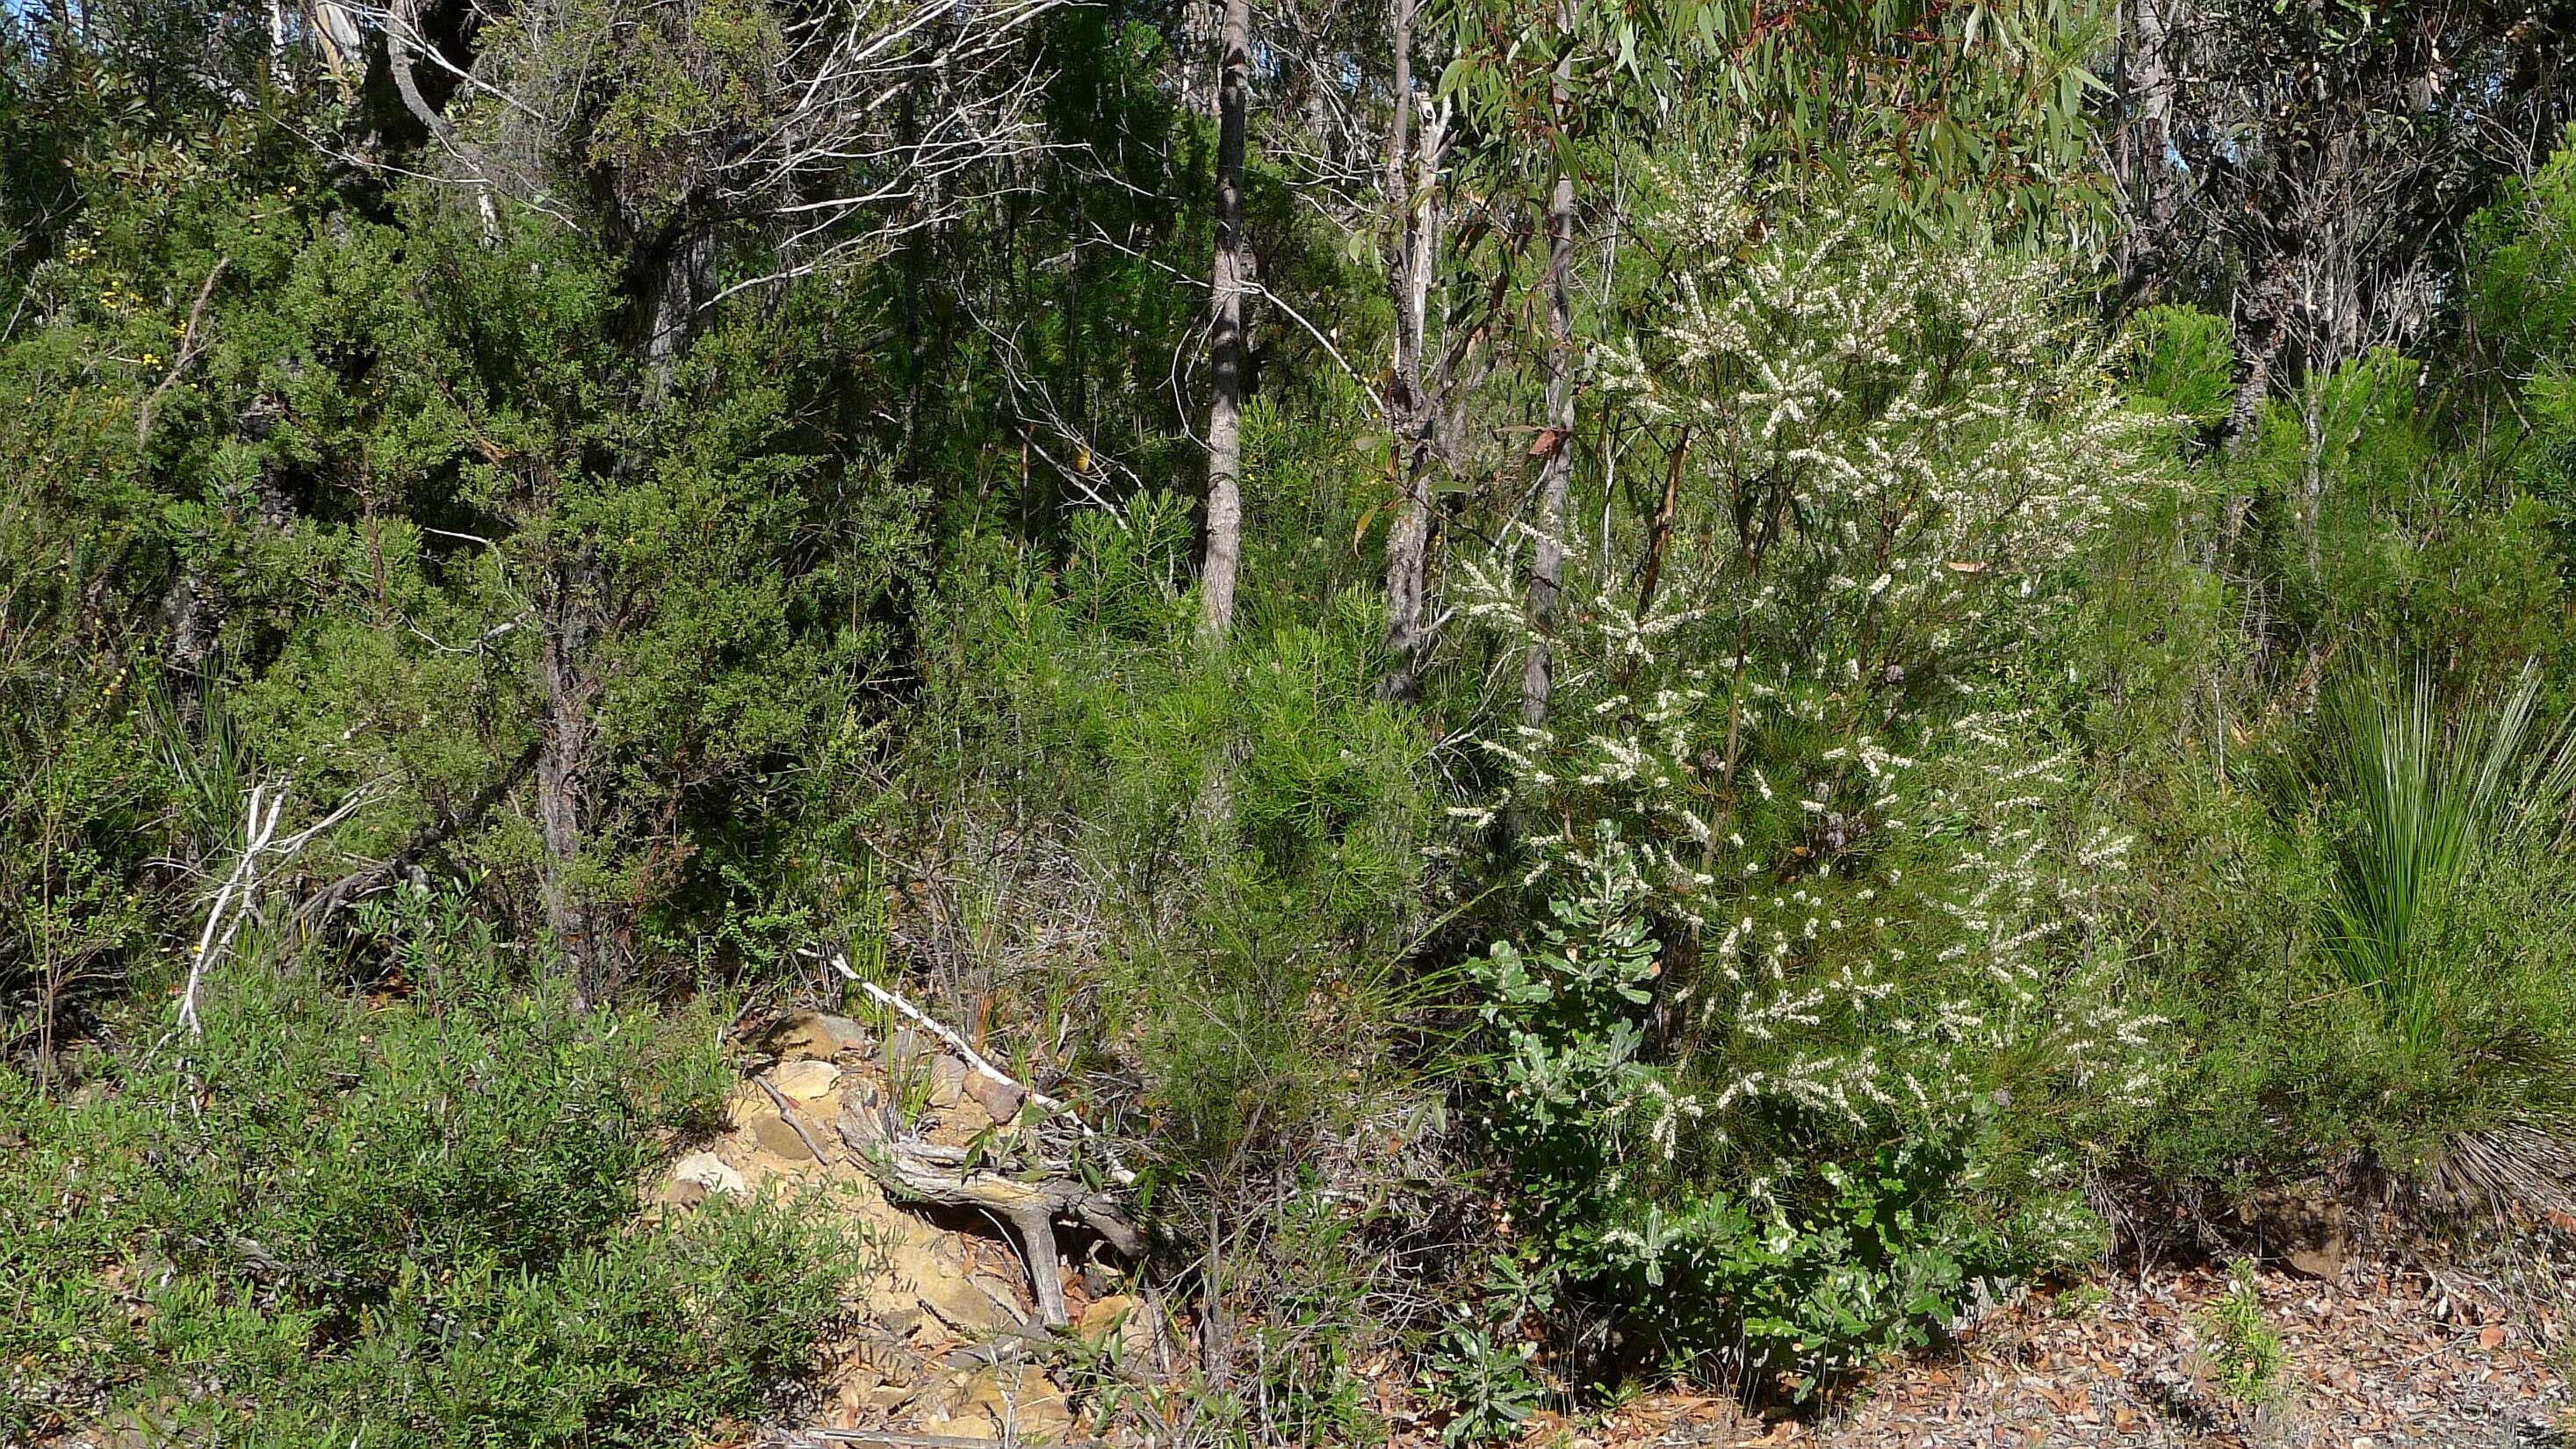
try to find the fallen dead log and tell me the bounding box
[836,1099,1141,1330]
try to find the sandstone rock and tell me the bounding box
[750,1111,820,1164]
[922,1365,1072,1441]
[828,1360,887,1420]
[2236,1186,2348,1281]
[653,1176,710,1214]
[963,1070,1026,1125]
[862,1222,958,1320]
[880,1027,928,1072]
[2285,1239,2345,1281]
[918,1262,1025,1334]
[770,1058,842,1100]
[1076,1293,1137,1344]
[906,1367,974,1421]
[968,1269,1029,1319]
[764,1011,872,1061]
[862,1381,912,1415]
[1077,1293,1163,1363]
[672,1150,747,1197]
[927,1054,969,1109]
[948,1093,996,1132]
[926,1404,999,1438]
[964,1365,1074,1441]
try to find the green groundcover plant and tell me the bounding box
[1,908,858,1449]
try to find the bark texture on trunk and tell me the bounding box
[537,550,604,1005]
[1378,0,1443,699]
[1198,0,1252,638]
[534,210,707,1004]
[2117,0,2182,300]
[640,222,718,399]
[1519,159,1576,730]
[2226,301,2281,453]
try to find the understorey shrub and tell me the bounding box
[1452,156,2170,1394]
[0,917,855,1449]
[891,503,1447,1443]
[2099,241,2576,1202]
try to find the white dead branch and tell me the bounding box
[825,960,1136,1187]
[179,782,375,1036]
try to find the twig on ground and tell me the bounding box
[756,1076,834,1164]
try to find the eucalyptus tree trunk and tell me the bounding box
[1379,0,1444,699]
[639,222,717,399]
[541,211,711,1004]
[1519,146,1577,728]
[537,549,603,1006]
[1199,0,1252,638]
[2117,0,2181,300]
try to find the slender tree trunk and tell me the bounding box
[528,219,709,1007]
[2118,0,2181,301]
[1519,155,1577,728]
[1634,425,1691,617]
[641,222,716,399]
[1199,0,1252,638]
[537,550,603,1006]
[1379,0,1444,699]
[2226,308,2280,454]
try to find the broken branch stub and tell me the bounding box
[836,1099,1141,1329]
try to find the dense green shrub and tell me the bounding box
[0,918,854,1448]
[2123,664,2576,1196]
[889,501,1445,1438]
[1450,165,2167,1390]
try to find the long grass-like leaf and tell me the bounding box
[2320,661,2551,1053]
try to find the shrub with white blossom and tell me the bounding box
[1456,158,2173,1385]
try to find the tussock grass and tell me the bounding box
[2320,661,2574,1055]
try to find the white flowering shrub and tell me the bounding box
[1458,159,2173,1386]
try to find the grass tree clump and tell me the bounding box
[2318,663,2565,1053]
[2306,660,2576,1209]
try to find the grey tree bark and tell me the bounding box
[2116,0,2181,300]
[1378,0,1444,699]
[536,548,604,1006]
[1519,153,1577,729]
[1199,0,1252,638]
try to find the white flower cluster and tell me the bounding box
[1463,157,2170,1171]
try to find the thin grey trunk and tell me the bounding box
[161,568,215,728]
[1520,158,1576,729]
[538,550,603,1005]
[2118,0,2181,299]
[642,224,717,399]
[1379,0,1443,699]
[2226,308,2279,454]
[535,216,706,1004]
[1199,0,1251,638]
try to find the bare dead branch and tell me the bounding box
[135,257,229,450]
